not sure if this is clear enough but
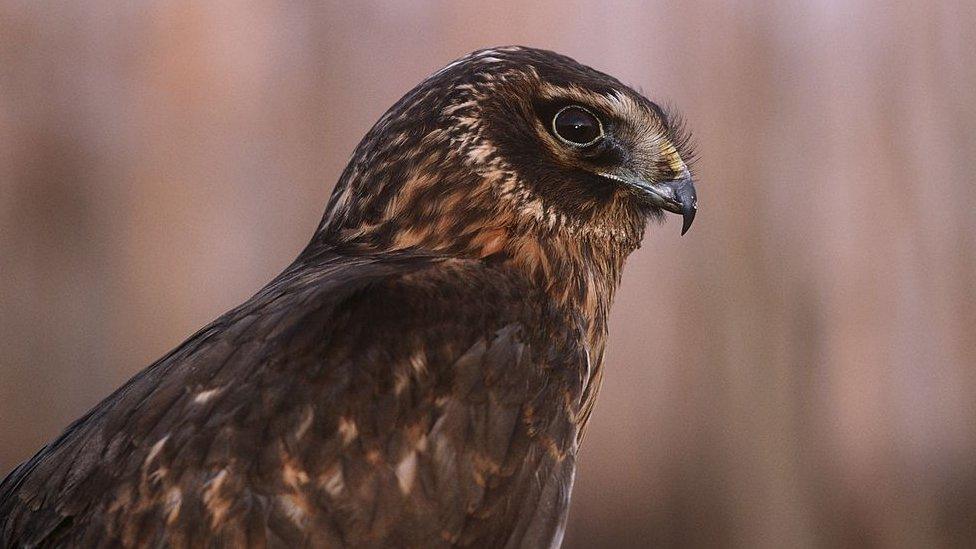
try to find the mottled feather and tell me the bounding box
[1,45,695,548]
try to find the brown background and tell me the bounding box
[2,2,974,547]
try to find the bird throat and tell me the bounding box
[315,166,641,323]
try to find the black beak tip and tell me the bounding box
[680,205,696,236]
[676,183,697,236]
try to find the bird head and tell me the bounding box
[316,46,697,262]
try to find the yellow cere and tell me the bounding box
[660,139,687,174]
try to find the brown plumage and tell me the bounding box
[0,46,697,548]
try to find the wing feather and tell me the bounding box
[0,253,588,547]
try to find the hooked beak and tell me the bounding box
[598,168,699,235]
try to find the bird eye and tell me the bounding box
[552,105,603,146]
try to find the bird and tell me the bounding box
[0,46,697,548]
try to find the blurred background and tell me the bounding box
[2,1,974,547]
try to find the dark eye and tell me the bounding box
[552,105,603,146]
